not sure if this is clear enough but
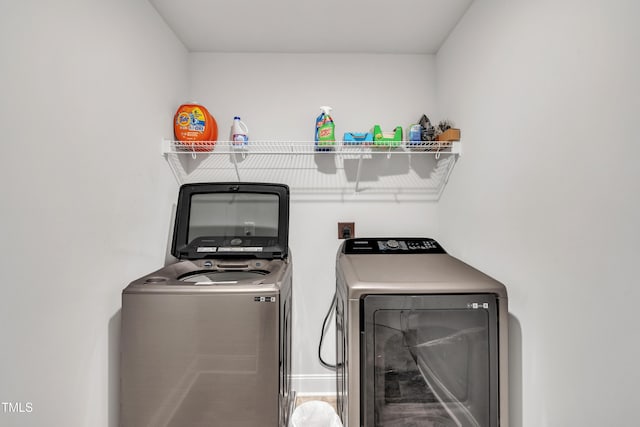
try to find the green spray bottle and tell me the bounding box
[315,106,335,150]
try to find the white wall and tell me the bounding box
[436,0,640,425]
[189,53,438,141]
[9,1,634,421]
[0,1,187,426]
[188,53,440,392]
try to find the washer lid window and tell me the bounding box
[171,183,290,260]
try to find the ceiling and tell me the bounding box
[148,0,473,54]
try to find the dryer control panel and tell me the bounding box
[343,238,446,254]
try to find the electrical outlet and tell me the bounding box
[338,222,355,239]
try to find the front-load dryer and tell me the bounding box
[121,183,293,427]
[336,238,508,427]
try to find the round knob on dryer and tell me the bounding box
[385,239,399,249]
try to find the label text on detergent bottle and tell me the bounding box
[177,112,190,126]
[319,128,332,138]
[188,108,206,132]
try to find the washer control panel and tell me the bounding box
[344,238,446,254]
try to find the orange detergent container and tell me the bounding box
[173,103,218,151]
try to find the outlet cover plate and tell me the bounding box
[338,222,355,239]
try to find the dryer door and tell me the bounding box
[362,294,499,427]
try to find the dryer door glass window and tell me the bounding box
[362,294,499,427]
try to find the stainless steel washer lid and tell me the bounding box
[171,183,290,260]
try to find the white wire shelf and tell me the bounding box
[161,139,462,201]
[162,139,461,155]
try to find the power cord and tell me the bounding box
[319,231,350,370]
[318,292,337,370]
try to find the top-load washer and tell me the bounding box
[336,238,508,427]
[121,183,293,427]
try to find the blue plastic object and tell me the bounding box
[343,132,373,145]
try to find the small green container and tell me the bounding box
[372,125,403,147]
